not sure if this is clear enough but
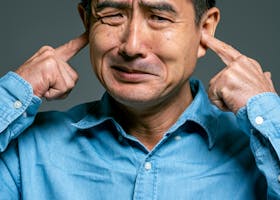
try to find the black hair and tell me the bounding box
[193,0,216,24]
[80,0,216,24]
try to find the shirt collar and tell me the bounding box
[72,79,220,149]
[166,79,220,149]
[71,92,116,129]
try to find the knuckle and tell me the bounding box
[249,58,261,67]
[236,54,247,62]
[43,57,58,69]
[208,77,216,87]
[67,81,75,89]
[208,82,214,92]
[62,87,69,94]
[72,72,79,82]
[219,87,227,96]
[41,49,56,58]
[40,45,54,51]
[58,85,68,94]
[222,70,232,80]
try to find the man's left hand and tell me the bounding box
[201,32,276,113]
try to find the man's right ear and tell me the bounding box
[197,7,220,59]
[78,3,89,31]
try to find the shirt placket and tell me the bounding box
[133,157,158,200]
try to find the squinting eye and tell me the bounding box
[150,15,170,22]
[98,13,125,26]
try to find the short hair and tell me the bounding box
[193,0,216,24]
[80,0,216,24]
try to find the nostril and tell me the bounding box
[118,49,141,61]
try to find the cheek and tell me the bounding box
[88,26,120,76]
[155,29,195,62]
[159,29,200,79]
[89,28,117,57]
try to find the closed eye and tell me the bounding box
[150,15,171,22]
[97,13,125,26]
[148,14,174,29]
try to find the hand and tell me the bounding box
[201,31,276,113]
[16,32,88,100]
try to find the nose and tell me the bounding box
[118,18,148,60]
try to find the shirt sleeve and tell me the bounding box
[237,92,280,198]
[0,72,41,152]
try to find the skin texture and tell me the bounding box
[16,33,88,99]
[15,0,276,150]
[88,0,200,109]
[201,32,276,113]
[80,0,220,149]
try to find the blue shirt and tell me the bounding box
[0,72,280,199]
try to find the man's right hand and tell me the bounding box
[15,32,88,100]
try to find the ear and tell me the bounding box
[197,7,220,58]
[78,3,89,30]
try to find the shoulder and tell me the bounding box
[212,108,251,156]
[20,101,99,140]
[189,78,249,149]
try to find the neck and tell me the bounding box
[113,82,193,150]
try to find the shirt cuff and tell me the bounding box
[236,92,280,138]
[0,72,41,132]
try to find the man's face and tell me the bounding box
[88,0,201,108]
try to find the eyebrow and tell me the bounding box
[139,0,177,14]
[94,0,177,14]
[95,1,131,12]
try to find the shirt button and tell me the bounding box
[174,135,182,141]
[144,162,152,171]
[277,175,280,183]
[14,100,22,109]
[23,112,27,118]
[118,135,123,142]
[255,116,264,125]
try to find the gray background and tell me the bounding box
[0,1,279,111]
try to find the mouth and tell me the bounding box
[112,66,150,74]
[111,65,157,82]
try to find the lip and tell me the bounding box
[112,65,152,74]
[111,65,157,82]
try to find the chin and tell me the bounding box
[108,87,163,109]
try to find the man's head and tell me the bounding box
[78,0,220,110]
[80,0,216,25]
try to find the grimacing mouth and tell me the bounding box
[112,65,153,74]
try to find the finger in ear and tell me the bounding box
[197,7,220,58]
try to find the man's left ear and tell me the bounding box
[78,3,89,30]
[197,7,220,58]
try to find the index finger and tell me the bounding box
[55,32,89,62]
[201,31,242,65]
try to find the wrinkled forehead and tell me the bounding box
[91,0,193,11]
[91,0,192,6]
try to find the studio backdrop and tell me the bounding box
[1,0,279,111]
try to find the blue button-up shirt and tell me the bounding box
[0,72,280,199]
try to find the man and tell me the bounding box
[0,0,279,199]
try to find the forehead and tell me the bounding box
[92,0,192,7]
[92,0,194,14]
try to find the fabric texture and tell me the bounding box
[0,72,280,199]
